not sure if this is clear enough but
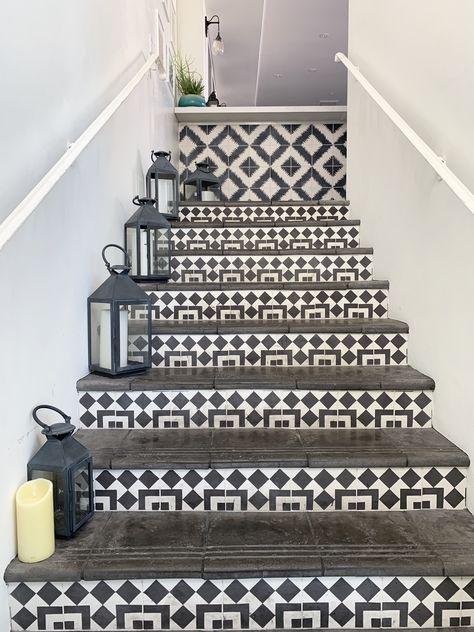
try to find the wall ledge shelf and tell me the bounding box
[174,105,347,123]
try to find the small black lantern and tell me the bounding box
[28,405,94,538]
[125,196,171,282]
[146,150,179,219]
[88,244,152,376]
[183,160,222,202]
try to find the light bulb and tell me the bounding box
[212,33,224,55]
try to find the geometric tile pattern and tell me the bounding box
[179,204,350,223]
[78,389,433,430]
[169,252,373,283]
[145,287,389,321]
[171,224,359,251]
[10,575,474,630]
[93,466,466,512]
[134,332,409,369]
[179,122,347,201]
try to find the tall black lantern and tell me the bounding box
[88,244,152,376]
[27,405,94,538]
[183,161,222,202]
[125,196,171,282]
[146,150,179,219]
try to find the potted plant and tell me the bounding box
[175,55,206,107]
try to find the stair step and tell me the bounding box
[7,512,474,632]
[128,319,408,369]
[169,248,373,283]
[142,281,389,321]
[171,221,360,251]
[179,201,350,223]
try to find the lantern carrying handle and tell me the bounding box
[132,195,155,206]
[151,150,171,162]
[32,405,71,432]
[101,244,131,273]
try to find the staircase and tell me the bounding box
[5,200,474,632]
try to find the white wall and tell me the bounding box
[347,1,474,506]
[0,1,177,627]
[177,0,208,96]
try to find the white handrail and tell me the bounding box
[335,52,474,216]
[0,52,159,251]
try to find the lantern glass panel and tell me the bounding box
[73,462,92,527]
[150,228,170,277]
[123,302,150,369]
[184,183,198,200]
[30,469,66,534]
[157,178,176,215]
[89,302,113,369]
[201,183,219,201]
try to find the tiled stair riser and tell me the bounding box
[169,252,373,284]
[94,466,466,513]
[144,288,389,321]
[171,224,360,251]
[130,333,408,369]
[179,204,350,223]
[9,576,474,631]
[78,389,433,430]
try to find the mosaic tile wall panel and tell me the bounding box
[171,225,360,251]
[93,466,466,512]
[10,576,474,630]
[78,389,433,430]
[179,204,350,223]
[169,252,373,283]
[179,123,347,201]
[145,287,389,321]
[130,332,408,369]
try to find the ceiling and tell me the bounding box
[205,0,348,107]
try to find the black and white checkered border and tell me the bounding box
[179,123,346,200]
[171,225,359,251]
[145,287,389,321]
[93,466,466,513]
[9,576,474,630]
[78,389,433,430]
[179,204,350,223]
[129,332,408,369]
[169,253,373,283]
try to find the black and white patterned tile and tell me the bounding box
[92,466,466,512]
[128,332,408,369]
[10,576,474,630]
[145,287,389,321]
[179,123,347,200]
[169,252,373,283]
[179,204,350,223]
[171,225,359,251]
[78,389,433,430]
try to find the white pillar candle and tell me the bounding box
[16,479,55,563]
[201,191,216,201]
[158,180,172,214]
[99,308,128,369]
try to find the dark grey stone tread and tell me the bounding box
[6,509,474,581]
[134,318,408,336]
[171,247,373,256]
[141,280,389,291]
[179,200,350,207]
[75,428,467,470]
[76,365,435,392]
[174,219,360,228]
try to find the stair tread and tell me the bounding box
[77,365,435,392]
[141,280,390,291]
[179,200,350,207]
[173,219,360,228]
[76,428,467,469]
[135,318,408,335]
[6,509,474,581]
[171,247,372,256]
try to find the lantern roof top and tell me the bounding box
[184,160,222,185]
[125,197,170,229]
[147,150,178,176]
[89,244,151,303]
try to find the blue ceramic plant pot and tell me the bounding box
[178,94,206,107]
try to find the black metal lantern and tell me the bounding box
[27,405,94,538]
[146,150,179,219]
[125,196,171,282]
[88,244,152,376]
[183,160,222,202]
